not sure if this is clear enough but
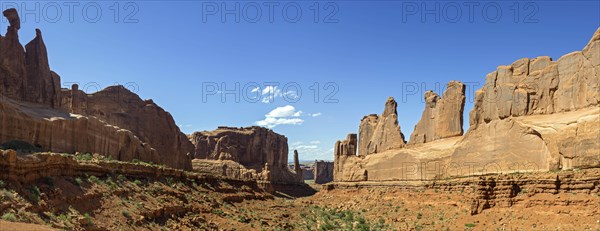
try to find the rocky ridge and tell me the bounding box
[0,9,193,170]
[334,27,600,182]
[190,126,303,185]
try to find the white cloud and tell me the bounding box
[288,142,335,161]
[309,112,322,117]
[256,105,305,128]
[310,141,321,144]
[265,105,302,118]
[256,86,298,103]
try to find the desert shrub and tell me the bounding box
[75,153,93,161]
[74,177,83,186]
[297,206,392,230]
[122,210,131,219]
[27,186,41,203]
[465,223,476,228]
[88,175,100,184]
[1,212,17,222]
[133,179,143,186]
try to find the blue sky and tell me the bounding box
[2,1,598,161]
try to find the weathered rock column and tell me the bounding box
[293,149,303,182]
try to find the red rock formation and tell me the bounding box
[409,81,465,144]
[60,85,194,170]
[0,9,192,170]
[293,150,303,182]
[314,160,334,184]
[0,97,159,163]
[334,134,367,182]
[0,9,28,102]
[358,97,406,157]
[24,29,61,108]
[190,126,302,184]
[334,27,600,182]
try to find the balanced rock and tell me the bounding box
[409,81,465,144]
[358,97,406,156]
[0,9,27,101]
[0,9,192,170]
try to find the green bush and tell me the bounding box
[1,212,17,222]
[88,175,100,184]
[0,180,5,188]
[75,153,94,161]
[465,223,476,228]
[74,177,83,186]
[27,186,41,203]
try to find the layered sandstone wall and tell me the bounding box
[0,98,159,164]
[190,126,302,184]
[0,9,193,170]
[334,27,600,182]
[60,85,194,170]
[325,168,600,215]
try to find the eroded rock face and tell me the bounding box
[1,9,31,103]
[334,27,600,182]
[334,134,367,182]
[314,160,334,184]
[190,126,301,184]
[60,85,194,170]
[293,150,303,182]
[358,97,406,156]
[0,9,192,170]
[409,81,466,144]
[0,98,159,163]
[470,28,600,127]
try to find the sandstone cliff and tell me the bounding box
[0,9,193,170]
[190,126,302,184]
[60,85,194,170]
[334,27,600,182]
[0,98,159,164]
[314,160,334,184]
[409,81,465,144]
[358,97,406,156]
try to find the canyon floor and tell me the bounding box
[1,154,599,231]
